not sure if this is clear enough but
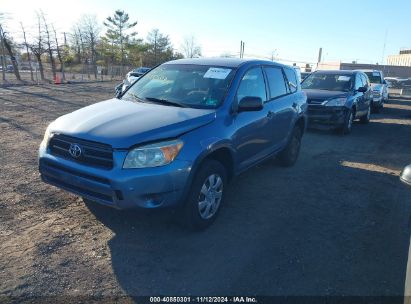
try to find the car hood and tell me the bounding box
[303,89,349,102]
[50,99,216,148]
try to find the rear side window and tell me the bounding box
[264,67,288,99]
[284,68,298,93]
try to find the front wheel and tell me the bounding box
[360,105,371,124]
[278,126,302,167]
[182,159,227,230]
[339,108,354,135]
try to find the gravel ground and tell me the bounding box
[0,82,410,302]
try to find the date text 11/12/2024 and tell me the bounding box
[149,296,257,303]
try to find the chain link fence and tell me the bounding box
[0,61,133,85]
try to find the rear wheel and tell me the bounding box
[182,159,227,230]
[372,103,381,113]
[278,125,302,167]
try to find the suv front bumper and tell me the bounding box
[307,105,348,129]
[39,147,192,210]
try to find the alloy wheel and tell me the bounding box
[198,174,224,220]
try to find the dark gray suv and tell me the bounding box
[302,70,373,134]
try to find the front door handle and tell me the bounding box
[267,110,275,118]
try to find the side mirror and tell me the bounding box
[357,86,367,93]
[383,80,387,85]
[238,96,263,112]
[400,164,411,186]
[115,83,123,98]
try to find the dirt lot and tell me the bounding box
[1,82,411,302]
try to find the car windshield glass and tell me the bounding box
[365,72,382,84]
[301,73,353,92]
[122,64,236,108]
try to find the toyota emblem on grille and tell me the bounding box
[68,143,82,158]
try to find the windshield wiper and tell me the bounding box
[123,92,146,103]
[144,97,186,108]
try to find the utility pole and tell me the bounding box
[0,26,6,81]
[317,47,323,64]
[239,41,245,58]
[381,29,387,66]
[271,49,277,61]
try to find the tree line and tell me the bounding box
[0,10,202,81]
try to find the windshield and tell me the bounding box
[365,72,382,84]
[301,73,353,92]
[122,64,236,108]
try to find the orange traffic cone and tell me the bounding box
[54,74,61,84]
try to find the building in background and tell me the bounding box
[316,62,411,78]
[387,49,411,67]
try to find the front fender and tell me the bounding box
[176,136,236,206]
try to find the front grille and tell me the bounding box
[308,99,325,105]
[48,134,113,169]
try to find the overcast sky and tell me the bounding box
[2,0,411,65]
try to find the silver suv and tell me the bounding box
[361,70,389,113]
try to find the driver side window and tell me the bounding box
[236,67,267,103]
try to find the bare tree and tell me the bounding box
[40,11,57,80]
[77,15,100,79]
[181,35,202,58]
[0,13,5,81]
[30,13,46,81]
[0,25,21,80]
[52,25,65,80]
[20,22,34,81]
[70,26,82,64]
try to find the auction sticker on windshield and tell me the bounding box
[337,76,351,81]
[204,68,232,79]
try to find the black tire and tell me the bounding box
[372,104,381,114]
[339,108,354,135]
[360,105,371,124]
[278,125,302,167]
[181,159,227,230]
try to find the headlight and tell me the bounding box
[123,139,184,168]
[324,97,347,106]
[40,124,53,149]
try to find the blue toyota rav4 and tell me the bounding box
[39,58,307,229]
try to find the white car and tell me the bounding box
[122,67,151,91]
[361,70,389,113]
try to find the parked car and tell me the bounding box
[360,70,388,112]
[401,164,411,186]
[385,77,411,98]
[6,65,14,73]
[123,67,151,91]
[39,58,307,230]
[300,72,311,81]
[401,164,411,303]
[301,70,372,134]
